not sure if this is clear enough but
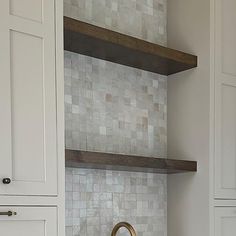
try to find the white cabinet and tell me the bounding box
[214,0,236,199]
[0,206,57,236]
[0,0,57,195]
[215,207,236,236]
[0,0,64,235]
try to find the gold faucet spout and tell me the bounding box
[111,222,137,236]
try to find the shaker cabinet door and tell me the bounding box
[0,206,57,236]
[214,0,236,199]
[0,0,57,196]
[215,207,236,236]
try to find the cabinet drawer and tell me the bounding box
[0,206,57,236]
[215,207,236,236]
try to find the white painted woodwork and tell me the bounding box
[215,0,236,199]
[215,84,236,195]
[0,0,64,235]
[0,0,57,195]
[10,0,43,22]
[0,207,57,236]
[215,207,236,236]
[54,0,65,235]
[220,0,236,77]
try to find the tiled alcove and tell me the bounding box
[64,0,168,236]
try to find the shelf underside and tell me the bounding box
[65,149,197,174]
[64,17,197,76]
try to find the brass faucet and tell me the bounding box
[111,222,137,236]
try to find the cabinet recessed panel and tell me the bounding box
[221,0,236,76]
[0,221,44,236]
[222,217,236,236]
[10,0,43,22]
[10,30,45,182]
[221,84,236,189]
[215,208,236,236]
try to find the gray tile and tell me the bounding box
[65,168,167,236]
[64,1,167,235]
[65,52,167,158]
[64,0,167,45]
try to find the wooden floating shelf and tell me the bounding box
[65,149,197,174]
[64,17,197,75]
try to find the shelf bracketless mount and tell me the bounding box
[65,149,197,174]
[64,16,197,76]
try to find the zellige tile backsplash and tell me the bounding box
[64,0,167,235]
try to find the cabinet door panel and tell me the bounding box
[10,0,43,22]
[11,31,45,182]
[221,0,236,76]
[215,0,236,199]
[215,84,236,195]
[0,206,57,236]
[215,207,236,236]
[0,0,57,195]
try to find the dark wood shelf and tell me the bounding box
[65,149,197,174]
[64,17,197,75]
